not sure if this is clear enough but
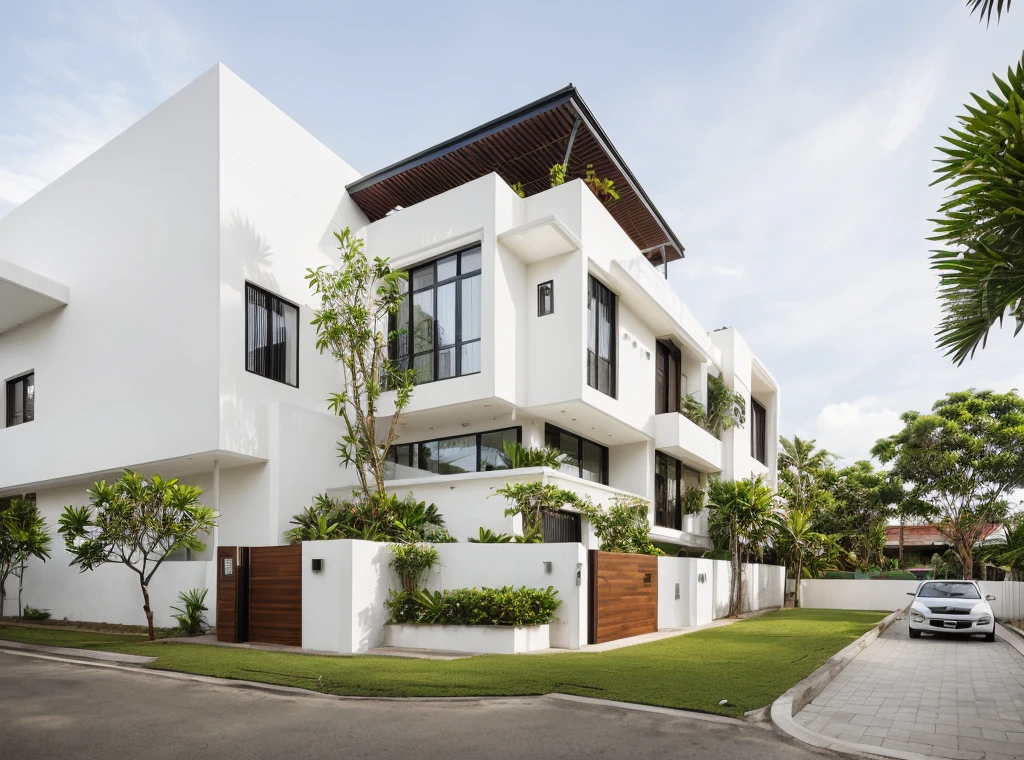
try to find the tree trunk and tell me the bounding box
[140,579,155,641]
[730,533,742,617]
[960,546,973,581]
[17,560,24,617]
[898,520,905,569]
[794,557,804,608]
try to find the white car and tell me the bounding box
[907,580,996,642]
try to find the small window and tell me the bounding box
[751,398,767,465]
[246,284,299,387]
[6,372,34,427]
[537,281,554,316]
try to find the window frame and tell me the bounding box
[537,280,554,317]
[587,275,616,398]
[244,282,300,388]
[388,426,522,476]
[655,340,681,415]
[750,397,768,465]
[654,451,682,531]
[544,423,609,485]
[391,244,483,386]
[5,372,35,428]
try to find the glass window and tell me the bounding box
[655,452,681,530]
[389,427,521,476]
[655,341,681,414]
[246,284,299,387]
[437,436,476,474]
[587,276,615,397]
[6,372,35,427]
[750,398,767,464]
[480,428,519,471]
[537,280,554,316]
[545,424,608,485]
[391,245,483,385]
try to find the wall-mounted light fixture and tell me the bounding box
[543,561,552,574]
[575,562,583,586]
[311,558,323,573]
[675,583,681,600]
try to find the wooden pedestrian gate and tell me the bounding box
[588,550,658,645]
[217,544,302,647]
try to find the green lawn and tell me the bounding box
[0,609,885,717]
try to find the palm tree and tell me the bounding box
[982,513,1024,578]
[775,509,829,608]
[777,436,835,513]
[968,0,1012,25]
[707,476,778,617]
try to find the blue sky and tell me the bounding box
[2,1,1023,463]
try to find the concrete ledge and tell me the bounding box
[771,610,905,756]
[0,638,155,664]
[996,622,1024,658]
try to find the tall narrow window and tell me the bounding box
[246,284,299,387]
[537,280,554,316]
[544,424,609,485]
[587,276,616,397]
[751,398,767,465]
[655,452,682,530]
[392,245,482,384]
[5,372,34,427]
[655,340,681,414]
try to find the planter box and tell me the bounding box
[384,623,550,654]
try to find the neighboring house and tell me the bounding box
[0,65,779,624]
[884,524,1005,574]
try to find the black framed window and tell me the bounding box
[392,245,482,385]
[751,398,768,465]
[544,424,608,485]
[246,283,299,387]
[587,276,616,397]
[537,280,554,316]
[654,452,681,530]
[655,340,681,414]
[389,426,521,476]
[5,372,34,427]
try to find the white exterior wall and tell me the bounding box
[798,579,1024,619]
[658,558,783,628]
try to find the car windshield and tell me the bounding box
[918,582,980,599]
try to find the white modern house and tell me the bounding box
[0,64,779,627]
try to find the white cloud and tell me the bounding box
[802,398,903,465]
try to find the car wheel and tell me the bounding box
[909,628,921,639]
[984,632,995,642]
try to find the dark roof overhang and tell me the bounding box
[346,85,684,264]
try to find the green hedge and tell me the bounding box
[386,586,560,627]
[878,571,918,580]
[823,571,856,579]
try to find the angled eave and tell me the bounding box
[0,258,70,334]
[346,85,684,266]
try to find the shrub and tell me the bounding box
[170,588,209,636]
[823,570,856,579]
[579,496,664,556]
[386,586,560,627]
[21,605,50,621]
[878,571,918,580]
[468,527,514,543]
[388,543,439,592]
[286,492,445,544]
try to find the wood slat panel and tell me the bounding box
[589,551,658,644]
[248,545,302,647]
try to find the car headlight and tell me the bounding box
[910,612,925,623]
[976,615,991,625]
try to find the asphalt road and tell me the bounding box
[0,650,841,760]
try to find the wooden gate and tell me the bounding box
[216,544,301,647]
[588,551,658,644]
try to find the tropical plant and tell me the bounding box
[584,164,620,203]
[777,436,835,514]
[0,497,51,618]
[388,543,439,592]
[981,511,1024,577]
[285,492,446,544]
[872,389,1024,579]
[494,481,581,536]
[385,585,560,626]
[827,461,905,569]
[510,181,526,198]
[170,588,210,636]
[21,605,50,621]
[774,509,828,607]
[306,227,416,498]
[706,476,778,617]
[498,441,565,470]
[930,550,962,580]
[704,374,745,439]
[968,0,1012,25]
[578,496,664,556]
[930,54,1024,364]
[58,471,216,640]
[682,483,707,516]
[549,163,567,187]
[515,525,545,544]
[467,527,514,543]
[680,394,706,426]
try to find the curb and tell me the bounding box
[0,643,741,725]
[770,609,906,758]
[996,622,1024,659]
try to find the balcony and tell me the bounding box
[654,412,723,473]
[0,258,69,334]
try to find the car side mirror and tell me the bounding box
[906,592,916,596]
[986,594,996,601]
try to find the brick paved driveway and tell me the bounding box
[794,618,1024,759]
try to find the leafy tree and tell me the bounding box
[306,227,416,497]
[578,496,664,556]
[829,461,904,569]
[494,481,581,536]
[774,509,829,607]
[930,55,1024,363]
[58,471,217,640]
[872,390,1024,580]
[706,476,778,617]
[0,497,51,618]
[777,435,835,514]
[980,511,1024,577]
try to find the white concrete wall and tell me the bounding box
[658,557,783,627]
[798,578,1024,619]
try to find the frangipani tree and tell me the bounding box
[59,471,217,640]
[0,497,51,618]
